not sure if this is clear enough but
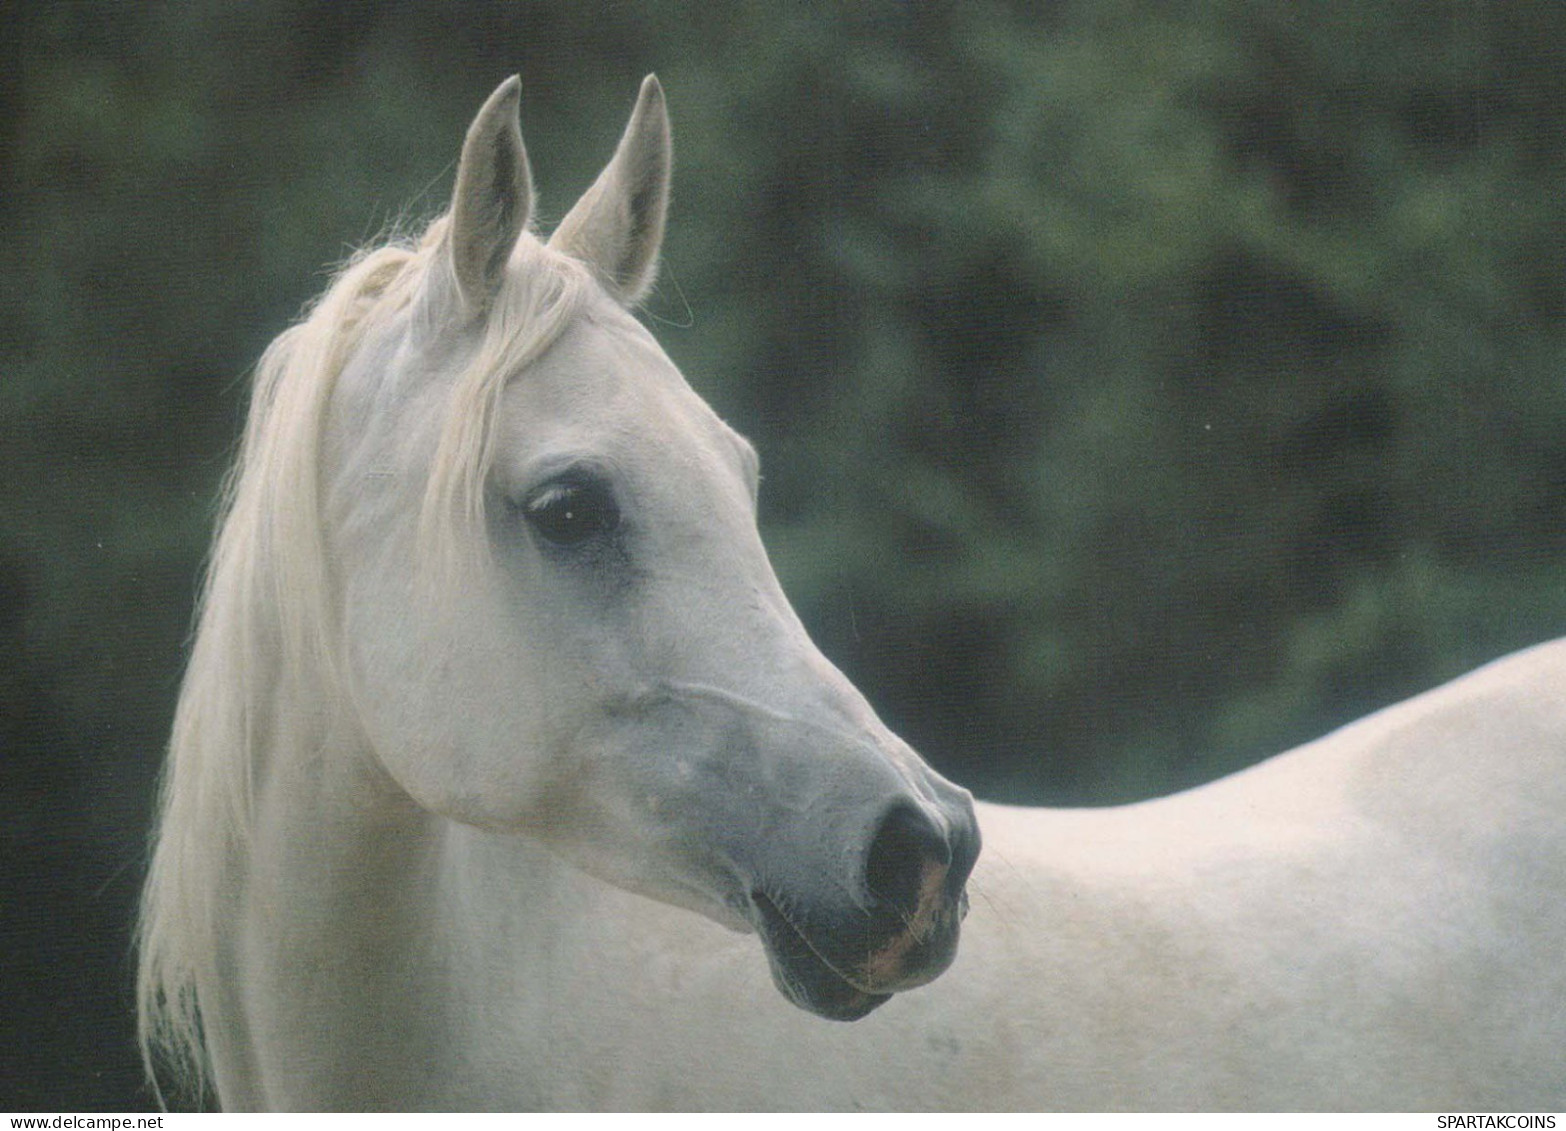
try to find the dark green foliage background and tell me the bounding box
[4,0,1564,1108]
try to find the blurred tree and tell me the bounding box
[656,1,1566,800]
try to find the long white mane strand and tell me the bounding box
[135,216,590,1102]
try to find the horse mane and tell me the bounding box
[136,215,592,1104]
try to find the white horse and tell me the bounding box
[139,75,1566,1111]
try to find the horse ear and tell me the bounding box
[446,76,533,316]
[548,75,671,307]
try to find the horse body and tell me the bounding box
[140,75,1566,1111]
[961,638,1566,1111]
[212,638,1563,1110]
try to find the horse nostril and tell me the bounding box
[864,804,950,917]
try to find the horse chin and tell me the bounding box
[751,892,893,1022]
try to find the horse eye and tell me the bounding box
[524,476,620,547]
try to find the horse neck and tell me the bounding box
[227,675,608,1106]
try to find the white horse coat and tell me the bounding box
[138,75,1566,1112]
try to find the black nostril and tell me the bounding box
[865,804,950,916]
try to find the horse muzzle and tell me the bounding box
[749,797,980,1021]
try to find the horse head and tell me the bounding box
[321,76,979,1020]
